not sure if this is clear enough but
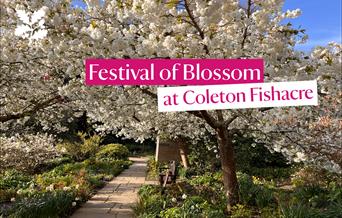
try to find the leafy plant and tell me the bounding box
[146,156,160,180]
[234,136,289,169]
[291,166,342,187]
[57,132,102,161]
[134,185,165,217]
[237,172,275,208]
[260,207,281,218]
[255,186,275,208]
[187,134,221,176]
[96,144,129,161]
[8,190,76,218]
[322,201,342,218]
[230,204,253,218]
[279,202,316,218]
[0,170,32,190]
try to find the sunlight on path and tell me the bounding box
[72,157,154,218]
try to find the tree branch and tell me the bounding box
[0,95,62,123]
[241,0,252,49]
[140,87,157,99]
[183,0,209,54]
[200,111,219,128]
[224,114,238,127]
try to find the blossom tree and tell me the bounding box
[0,133,59,173]
[0,2,80,134]
[1,0,341,210]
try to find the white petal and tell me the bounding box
[31,8,46,24]
[16,10,30,24]
[38,19,45,28]
[31,29,47,40]
[15,24,31,37]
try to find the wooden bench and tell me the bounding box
[159,160,177,187]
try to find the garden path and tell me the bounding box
[71,157,154,218]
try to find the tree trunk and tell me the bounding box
[177,138,190,169]
[155,135,160,162]
[217,126,239,211]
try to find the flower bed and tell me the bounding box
[134,170,342,218]
[0,159,131,217]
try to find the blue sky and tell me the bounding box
[283,0,341,51]
[72,0,341,51]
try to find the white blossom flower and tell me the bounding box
[15,7,48,41]
[63,186,71,191]
[46,184,54,192]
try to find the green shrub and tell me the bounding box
[279,202,316,218]
[135,185,165,217]
[160,207,183,218]
[255,186,275,208]
[1,158,131,217]
[187,134,290,178]
[158,195,225,218]
[188,172,223,189]
[34,159,131,190]
[96,144,129,161]
[0,170,32,202]
[237,172,275,208]
[234,136,288,169]
[291,183,342,210]
[87,175,106,188]
[36,156,73,173]
[277,187,342,218]
[291,166,342,187]
[260,207,281,218]
[8,190,76,218]
[0,170,32,190]
[293,185,329,208]
[187,134,221,176]
[237,173,255,205]
[138,185,161,199]
[322,201,342,218]
[57,132,101,161]
[42,162,84,177]
[245,167,296,180]
[136,182,226,218]
[146,156,160,180]
[35,174,75,188]
[124,143,154,156]
[184,196,225,218]
[181,196,206,217]
[326,182,342,203]
[230,204,253,218]
[86,160,131,176]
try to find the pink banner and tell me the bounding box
[85,59,264,86]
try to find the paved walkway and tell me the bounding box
[72,157,154,218]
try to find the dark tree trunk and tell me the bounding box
[217,126,239,211]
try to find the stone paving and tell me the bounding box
[72,157,155,218]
